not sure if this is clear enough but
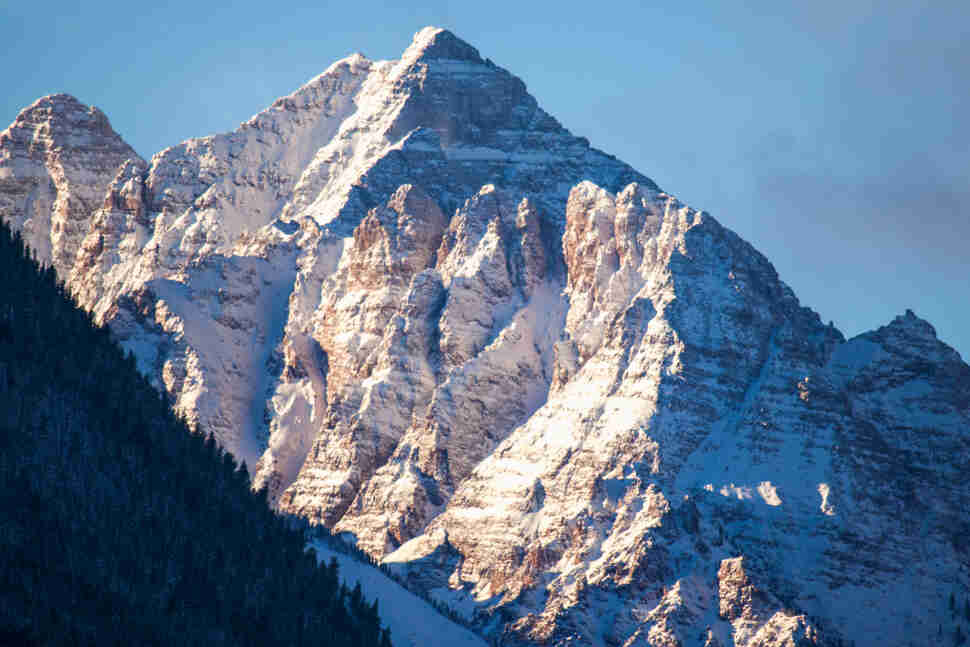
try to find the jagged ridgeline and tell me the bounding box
[0,220,390,646]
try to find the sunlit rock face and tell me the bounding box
[0,94,142,278]
[3,26,968,647]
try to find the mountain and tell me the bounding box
[2,26,968,647]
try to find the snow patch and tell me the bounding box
[309,541,487,647]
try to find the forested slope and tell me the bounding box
[0,219,391,646]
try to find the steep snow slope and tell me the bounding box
[2,26,968,647]
[310,541,488,647]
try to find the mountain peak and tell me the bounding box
[21,92,86,113]
[403,26,483,63]
[321,51,371,74]
[6,93,130,151]
[14,93,87,124]
[1,91,140,274]
[885,307,938,341]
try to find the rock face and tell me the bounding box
[2,26,968,647]
[0,94,142,277]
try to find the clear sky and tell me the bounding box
[2,0,967,359]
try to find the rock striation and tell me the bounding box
[0,94,142,277]
[2,26,967,647]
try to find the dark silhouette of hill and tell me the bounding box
[0,218,391,646]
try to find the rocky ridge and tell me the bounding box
[2,27,967,647]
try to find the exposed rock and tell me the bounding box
[0,94,141,276]
[326,186,562,556]
[277,184,447,525]
[385,180,966,647]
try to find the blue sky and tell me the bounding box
[2,0,967,359]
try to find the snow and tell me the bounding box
[308,541,487,647]
[405,26,447,56]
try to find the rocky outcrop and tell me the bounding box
[276,184,448,525]
[716,557,820,647]
[323,186,561,556]
[68,158,149,308]
[2,26,967,647]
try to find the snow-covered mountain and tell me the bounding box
[2,26,968,647]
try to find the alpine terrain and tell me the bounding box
[2,26,968,647]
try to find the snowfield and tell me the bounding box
[309,540,488,647]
